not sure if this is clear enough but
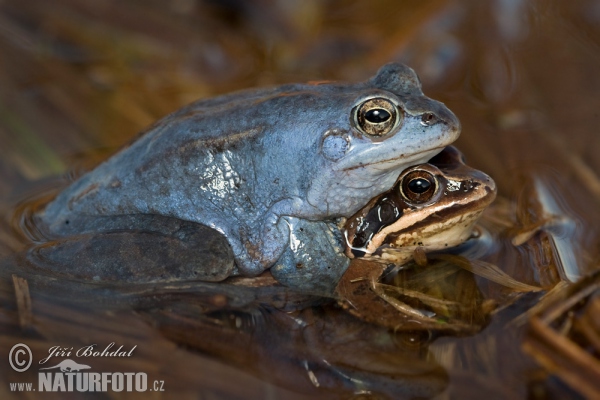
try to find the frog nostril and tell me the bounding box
[420,112,439,126]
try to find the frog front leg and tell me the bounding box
[271,217,350,295]
[226,215,291,277]
[224,197,317,276]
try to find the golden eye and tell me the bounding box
[354,97,400,136]
[400,170,437,204]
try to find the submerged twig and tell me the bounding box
[12,274,32,330]
[433,254,543,292]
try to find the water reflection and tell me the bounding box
[1,252,449,398]
[1,0,600,398]
[512,173,583,282]
[2,167,585,397]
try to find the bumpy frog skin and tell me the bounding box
[37,63,460,279]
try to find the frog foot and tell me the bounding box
[369,281,437,320]
[335,260,439,330]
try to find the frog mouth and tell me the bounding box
[340,146,444,172]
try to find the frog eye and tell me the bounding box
[354,97,401,136]
[400,170,437,204]
[420,112,440,126]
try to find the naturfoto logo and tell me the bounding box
[39,359,91,372]
[37,361,148,393]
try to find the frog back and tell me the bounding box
[40,82,362,237]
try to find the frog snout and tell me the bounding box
[423,99,461,140]
[478,172,497,205]
[439,107,461,136]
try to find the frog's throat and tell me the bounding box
[338,146,444,172]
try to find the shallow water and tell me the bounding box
[1,1,600,398]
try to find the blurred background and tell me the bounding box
[1,0,600,399]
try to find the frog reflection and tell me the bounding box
[34,63,460,284]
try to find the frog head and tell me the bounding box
[309,63,461,217]
[343,146,497,261]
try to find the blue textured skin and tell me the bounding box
[38,63,460,281]
[271,218,349,295]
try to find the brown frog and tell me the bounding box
[336,146,497,331]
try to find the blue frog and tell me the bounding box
[36,63,460,283]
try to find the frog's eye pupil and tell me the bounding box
[365,108,391,123]
[407,178,431,194]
